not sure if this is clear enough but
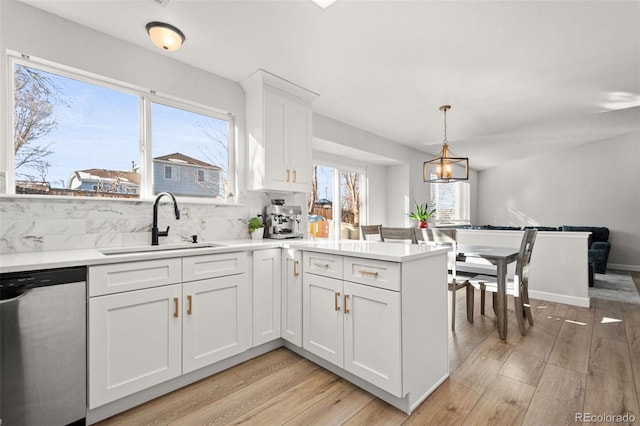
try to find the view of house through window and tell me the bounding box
[151,102,229,197]
[10,59,231,199]
[13,63,139,197]
[308,164,362,240]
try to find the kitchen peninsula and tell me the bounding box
[0,239,450,422]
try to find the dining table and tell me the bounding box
[456,244,520,340]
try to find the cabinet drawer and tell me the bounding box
[89,259,182,297]
[303,252,343,279]
[343,257,400,291]
[182,251,248,282]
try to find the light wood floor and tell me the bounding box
[98,275,640,426]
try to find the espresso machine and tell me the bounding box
[264,200,303,239]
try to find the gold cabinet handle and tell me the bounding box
[293,169,297,183]
[334,292,341,311]
[187,294,193,315]
[286,169,290,182]
[173,297,179,318]
[359,269,379,277]
[294,260,299,277]
[344,294,350,314]
[314,262,330,268]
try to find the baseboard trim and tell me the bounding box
[607,263,640,272]
[528,289,590,308]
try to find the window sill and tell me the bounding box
[0,193,244,207]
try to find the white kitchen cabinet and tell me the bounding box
[182,274,250,373]
[251,249,281,347]
[88,284,182,409]
[302,253,402,396]
[281,248,302,347]
[241,69,317,192]
[89,252,250,408]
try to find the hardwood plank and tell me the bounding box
[592,298,626,342]
[227,369,347,425]
[499,325,557,386]
[622,301,640,411]
[584,335,640,418]
[450,352,504,394]
[96,368,247,425]
[283,382,374,426]
[463,374,536,426]
[230,346,303,384]
[342,398,407,425]
[523,363,586,426]
[530,300,569,336]
[402,379,481,425]
[547,306,594,374]
[168,358,320,425]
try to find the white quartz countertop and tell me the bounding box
[0,239,449,273]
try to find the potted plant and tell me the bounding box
[408,200,436,228]
[248,216,264,239]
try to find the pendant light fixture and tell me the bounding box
[145,21,185,51]
[423,105,469,183]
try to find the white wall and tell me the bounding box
[313,113,480,226]
[477,131,640,270]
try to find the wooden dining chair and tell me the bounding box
[417,228,471,332]
[360,224,382,241]
[467,229,537,335]
[379,227,418,244]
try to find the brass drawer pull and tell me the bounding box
[286,169,290,182]
[294,260,299,277]
[334,292,341,311]
[173,297,179,318]
[293,170,297,183]
[344,294,350,314]
[359,269,379,277]
[187,294,193,315]
[314,262,330,268]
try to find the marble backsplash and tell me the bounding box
[0,191,295,254]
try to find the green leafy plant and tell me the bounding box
[248,216,264,233]
[408,199,436,222]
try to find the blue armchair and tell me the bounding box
[561,226,611,274]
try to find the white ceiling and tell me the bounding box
[20,0,640,170]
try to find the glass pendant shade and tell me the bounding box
[146,22,185,51]
[424,105,469,183]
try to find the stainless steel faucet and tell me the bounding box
[152,192,180,245]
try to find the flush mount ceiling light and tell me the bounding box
[145,21,185,51]
[423,105,469,183]
[311,0,338,9]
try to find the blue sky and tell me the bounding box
[17,65,228,187]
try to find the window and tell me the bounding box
[164,165,180,180]
[309,164,364,240]
[430,181,470,226]
[7,54,233,200]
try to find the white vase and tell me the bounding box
[251,228,264,240]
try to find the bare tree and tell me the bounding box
[13,65,64,180]
[195,120,229,196]
[341,171,360,226]
[308,165,318,214]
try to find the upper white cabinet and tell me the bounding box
[240,69,318,193]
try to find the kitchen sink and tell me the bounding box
[99,242,225,256]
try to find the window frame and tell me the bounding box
[311,153,368,240]
[4,51,236,203]
[429,180,471,227]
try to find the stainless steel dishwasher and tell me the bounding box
[1,267,86,426]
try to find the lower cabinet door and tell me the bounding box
[252,249,282,347]
[303,273,344,366]
[182,274,250,374]
[343,281,402,397]
[282,249,302,347]
[89,284,182,409]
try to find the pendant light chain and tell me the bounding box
[443,107,448,143]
